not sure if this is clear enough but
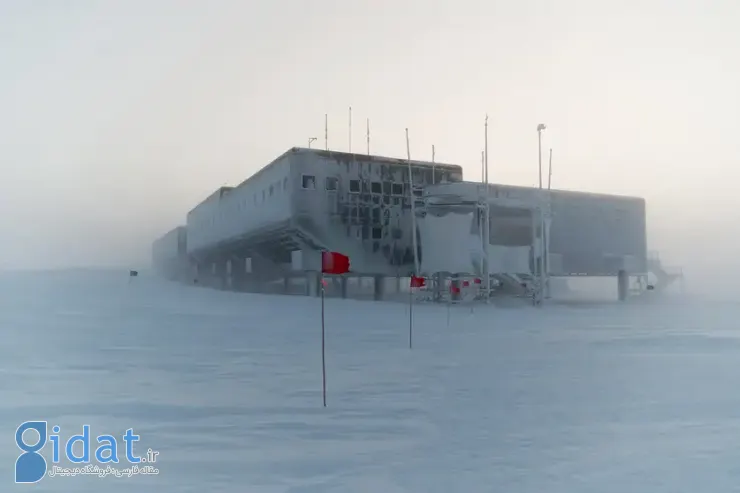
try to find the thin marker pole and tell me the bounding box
[324,114,328,150]
[367,118,370,155]
[321,274,327,407]
[409,286,413,349]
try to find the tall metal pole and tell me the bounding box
[536,123,547,304]
[484,115,490,303]
[325,114,328,150]
[432,145,435,184]
[538,130,543,189]
[542,148,552,298]
[406,128,420,276]
[484,116,489,186]
[481,150,484,182]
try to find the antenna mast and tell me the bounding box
[348,106,352,153]
[432,145,435,184]
[406,128,420,276]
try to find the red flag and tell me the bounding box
[321,251,350,275]
[410,275,426,288]
[462,280,470,287]
[473,278,481,284]
[450,285,461,294]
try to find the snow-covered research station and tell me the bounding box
[151,147,682,303]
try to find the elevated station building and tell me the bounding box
[152,147,653,301]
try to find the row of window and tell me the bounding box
[189,176,290,230]
[300,174,422,197]
[191,174,425,231]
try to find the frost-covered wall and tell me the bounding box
[419,212,479,275]
[547,191,647,275]
[418,204,537,277]
[421,181,646,277]
[290,149,463,272]
[457,184,647,275]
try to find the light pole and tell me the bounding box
[536,123,547,303]
[308,137,317,149]
[537,123,546,189]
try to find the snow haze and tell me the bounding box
[1,0,739,288]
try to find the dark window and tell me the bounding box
[360,206,370,222]
[392,183,403,195]
[372,208,381,223]
[371,182,382,194]
[372,227,383,239]
[413,188,423,197]
[301,175,316,189]
[326,177,338,191]
[383,181,392,195]
[383,196,391,205]
[349,179,360,193]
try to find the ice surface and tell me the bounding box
[2,269,740,492]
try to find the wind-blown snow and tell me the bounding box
[1,270,739,492]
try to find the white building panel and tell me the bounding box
[488,245,532,274]
[186,153,294,254]
[419,212,480,275]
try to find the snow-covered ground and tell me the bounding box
[2,269,740,492]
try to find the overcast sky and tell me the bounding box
[1,0,738,277]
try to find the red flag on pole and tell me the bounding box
[473,278,481,284]
[410,275,426,288]
[450,285,461,295]
[462,280,470,287]
[408,275,426,350]
[321,251,350,275]
[318,250,349,408]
